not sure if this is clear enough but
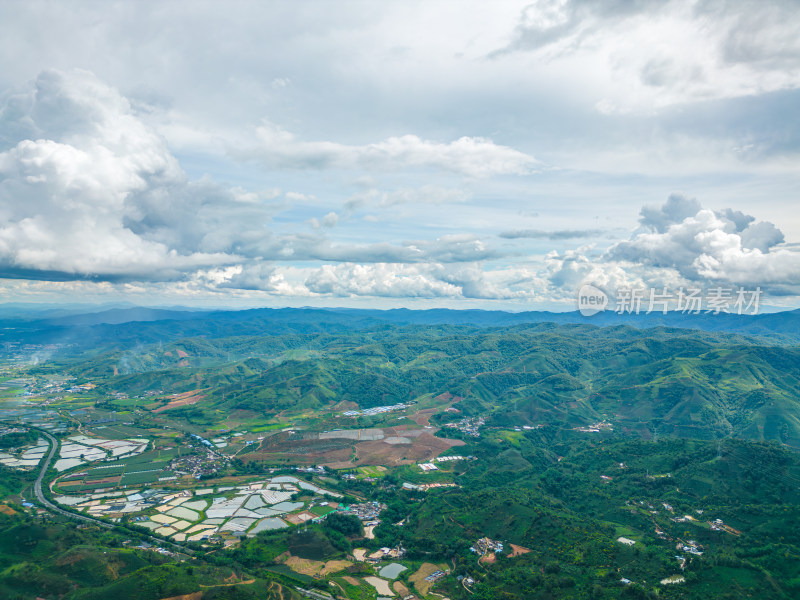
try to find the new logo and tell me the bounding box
[577,283,608,316]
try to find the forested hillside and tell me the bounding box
[41,322,800,447]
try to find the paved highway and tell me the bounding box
[33,429,113,528]
[32,428,194,554]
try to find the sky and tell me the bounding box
[0,0,798,311]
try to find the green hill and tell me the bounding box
[46,322,800,446]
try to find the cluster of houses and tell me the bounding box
[425,569,448,583]
[457,574,476,586]
[341,403,409,417]
[295,465,327,475]
[470,536,504,555]
[433,455,468,462]
[709,518,741,536]
[575,420,614,433]
[357,545,407,564]
[442,416,484,437]
[402,482,457,491]
[615,495,750,589]
[627,498,742,544]
[418,455,473,471]
[677,540,704,555]
[341,501,386,526]
[169,451,225,479]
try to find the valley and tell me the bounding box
[1,307,800,599]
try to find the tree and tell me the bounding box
[324,512,362,537]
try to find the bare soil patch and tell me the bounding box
[285,555,326,577]
[154,389,207,413]
[284,555,352,578]
[393,581,411,597]
[411,408,438,426]
[410,563,441,596]
[85,475,121,485]
[245,427,463,468]
[320,560,353,575]
[509,544,531,557]
[350,431,463,466]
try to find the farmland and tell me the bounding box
[2,309,800,599]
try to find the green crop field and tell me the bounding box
[120,470,171,485]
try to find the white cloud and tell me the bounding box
[0,70,235,280]
[492,0,800,113]
[608,200,793,283]
[285,191,314,202]
[561,196,797,293]
[638,193,703,233]
[307,212,338,229]
[1,70,509,283]
[273,233,500,264]
[253,122,540,177]
[200,263,308,295]
[343,185,470,214]
[303,262,539,300]
[0,6,798,308]
[536,195,800,300]
[305,263,461,298]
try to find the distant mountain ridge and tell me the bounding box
[2,304,800,348]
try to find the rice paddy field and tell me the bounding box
[53,476,343,544]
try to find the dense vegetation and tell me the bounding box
[42,321,800,447]
[388,435,800,598]
[4,307,800,598]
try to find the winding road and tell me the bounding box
[33,429,113,528]
[32,428,195,554]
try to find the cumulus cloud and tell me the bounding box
[0,69,236,280]
[309,211,339,229]
[253,122,539,177]
[207,263,307,295]
[536,195,800,301]
[0,69,509,290]
[638,193,702,233]
[303,262,537,300]
[543,246,679,299]
[607,196,797,288]
[305,263,461,298]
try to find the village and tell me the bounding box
[613,494,745,587]
[441,416,485,437]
